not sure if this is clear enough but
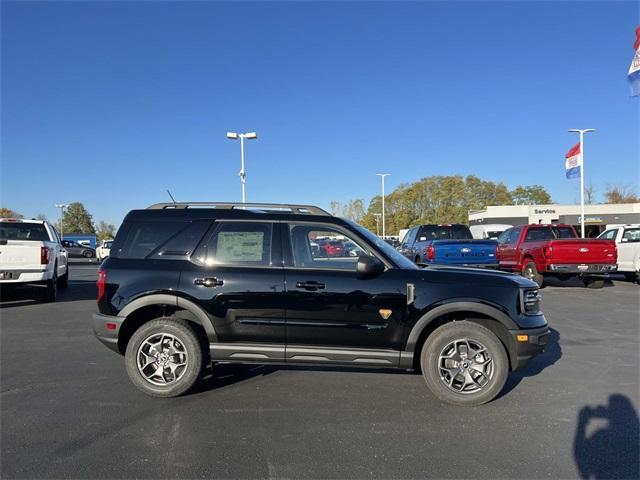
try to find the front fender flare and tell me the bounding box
[405,301,517,352]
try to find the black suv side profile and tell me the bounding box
[94,202,549,406]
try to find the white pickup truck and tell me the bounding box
[598,224,640,282]
[0,218,69,301]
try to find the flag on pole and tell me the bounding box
[629,26,640,97]
[565,143,581,179]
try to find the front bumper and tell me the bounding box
[509,325,550,370]
[547,264,617,274]
[93,312,125,354]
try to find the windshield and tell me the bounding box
[345,220,418,270]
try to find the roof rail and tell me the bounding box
[146,202,331,216]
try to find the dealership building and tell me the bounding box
[469,203,640,238]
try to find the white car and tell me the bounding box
[96,240,113,261]
[598,224,640,282]
[0,218,69,301]
[470,224,513,240]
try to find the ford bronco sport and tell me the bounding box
[94,202,549,406]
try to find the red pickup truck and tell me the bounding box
[496,224,617,288]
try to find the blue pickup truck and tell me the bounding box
[398,224,498,267]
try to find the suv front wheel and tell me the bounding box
[420,321,508,406]
[125,318,204,397]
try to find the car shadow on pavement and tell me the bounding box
[498,327,562,399]
[543,277,616,288]
[574,394,640,479]
[0,280,97,309]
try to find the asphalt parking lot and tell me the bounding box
[1,265,638,479]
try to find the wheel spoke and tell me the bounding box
[136,332,189,387]
[437,337,494,394]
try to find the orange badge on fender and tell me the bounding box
[379,309,392,320]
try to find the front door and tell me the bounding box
[178,220,286,361]
[497,227,521,271]
[618,227,640,272]
[282,222,406,366]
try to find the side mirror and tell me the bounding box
[356,255,385,277]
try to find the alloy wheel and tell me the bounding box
[437,338,494,394]
[136,333,189,386]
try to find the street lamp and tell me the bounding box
[376,173,391,238]
[568,129,596,238]
[227,131,258,203]
[373,213,382,236]
[55,203,69,239]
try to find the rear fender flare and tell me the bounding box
[119,294,217,342]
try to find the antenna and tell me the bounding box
[166,189,177,204]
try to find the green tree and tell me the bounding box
[328,199,366,223]
[0,208,24,218]
[510,185,552,205]
[36,213,48,221]
[61,202,95,234]
[96,221,116,241]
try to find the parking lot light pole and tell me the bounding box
[55,203,69,239]
[376,174,391,238]
[568,129,595,238]
[373,213,381,236]
[227,132,257,203]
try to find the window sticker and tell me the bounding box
[217,231,265,262]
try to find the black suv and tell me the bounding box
[94,202,549,406]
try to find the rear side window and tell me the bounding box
[0,223,50,241]
[525,227,554,242]
[193,222,273,267]
[622,228,640,242]
[113,222,186,259]
[149,221,211,259]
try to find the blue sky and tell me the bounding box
[2,1,638,227]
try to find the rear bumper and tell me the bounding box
[93,313,125,354]
[0,269,51,284]
[509,325,550,370]
[547,264,617,274]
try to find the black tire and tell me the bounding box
[522,261,544,287]
[42,269,57,302]
[125,318,205,398]
[583,277,605,289]
[420,321,509,406]
[415,255,421,264]
[83,250,94,258]
[58,270,68,289]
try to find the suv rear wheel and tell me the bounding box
[420,321,508,406]
[125,318,204,397]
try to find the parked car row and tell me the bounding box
[397,222,638,288]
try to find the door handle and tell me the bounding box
[194,277,224,287]
[296,281,325,290]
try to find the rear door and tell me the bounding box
[178,220,286,360]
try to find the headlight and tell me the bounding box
[520,288,542,315]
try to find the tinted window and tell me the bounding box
[346,220,418,270]
[451,225,473,240]
[622,228,640,242]
[417,225,471,241]
[149,221,211,259]
[511,227,522,244]
[194,222,273,267]
[552,226,576,239]
[402,228,417,245]
[598,229,617,240]
[497,228,512,244]
[113,222,186,259]
[525,227,554,242]
[288,224,372,270]
[0,222,50,241]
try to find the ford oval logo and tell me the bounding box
[461,248,471,253]
[579,248,589,253]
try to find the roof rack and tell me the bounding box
[146,202,331,216]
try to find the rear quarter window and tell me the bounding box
[112,221,188,259]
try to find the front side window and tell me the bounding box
[193,222,273,267]
[497,228,512,245]
[288,224,372,271]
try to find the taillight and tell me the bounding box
[40,247,50,265]
[426,245,435,260]
[543,246,553,258]
[97,270,106,303]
